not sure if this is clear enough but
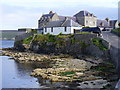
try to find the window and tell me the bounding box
[45,28,47,32]
[51,27,53,32]
[86,20,88,24]
[64,27,67,32]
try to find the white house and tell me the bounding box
[43,18,82,35]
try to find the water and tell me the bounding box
[0,40,79,89]
[1,40,40,88]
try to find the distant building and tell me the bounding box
[74,11,97,27]
[97,19,119,30]
[109,20,119,29]
[43,17,82,35]
[18,28,35,33]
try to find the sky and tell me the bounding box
[0,0,119,30]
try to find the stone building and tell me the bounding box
[97,19,119,30]
[38,11,59,29]
[74,11,97,27]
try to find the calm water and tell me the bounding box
[1,40,78,89]
[1,40,40,88]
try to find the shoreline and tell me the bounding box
[0,38,15,41]
[1,49,119,88]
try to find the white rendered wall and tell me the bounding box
[44,27,72,35]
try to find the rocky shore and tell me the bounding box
[1,49,118,88]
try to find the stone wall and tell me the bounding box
[30,34,110,60]
[15,32,33,42]
[110,46,120,77]
[111,30,120,37]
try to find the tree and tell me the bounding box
[105,18,109,22]
[118,22,120,28]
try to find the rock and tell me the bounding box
[75,72,84,76]
[18,57,25,60]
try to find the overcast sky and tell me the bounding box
[0,0,119,30]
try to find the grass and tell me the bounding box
[57,34,74,38]
[92,38,108,50]
[23,36,33,44]
[78,32,91,34]
[112,28,120,34]
[30,30,37,33]
[33,33,73,43]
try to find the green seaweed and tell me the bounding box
[60,71,75,76]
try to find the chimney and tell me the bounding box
[105,18,110,26]
[65,17,68,21]
[61,17,68,26]
[49,11,53,14]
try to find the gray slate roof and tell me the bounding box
[42,13,55,18]
[59,16,76,22]
[45,18,81,28]
[74,10,96,17]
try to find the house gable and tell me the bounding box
[74,10,97,27]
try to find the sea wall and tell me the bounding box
[29,34,110,60]
[110,46,120,77]
[111,30,120,37]
[15,32,33,42]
